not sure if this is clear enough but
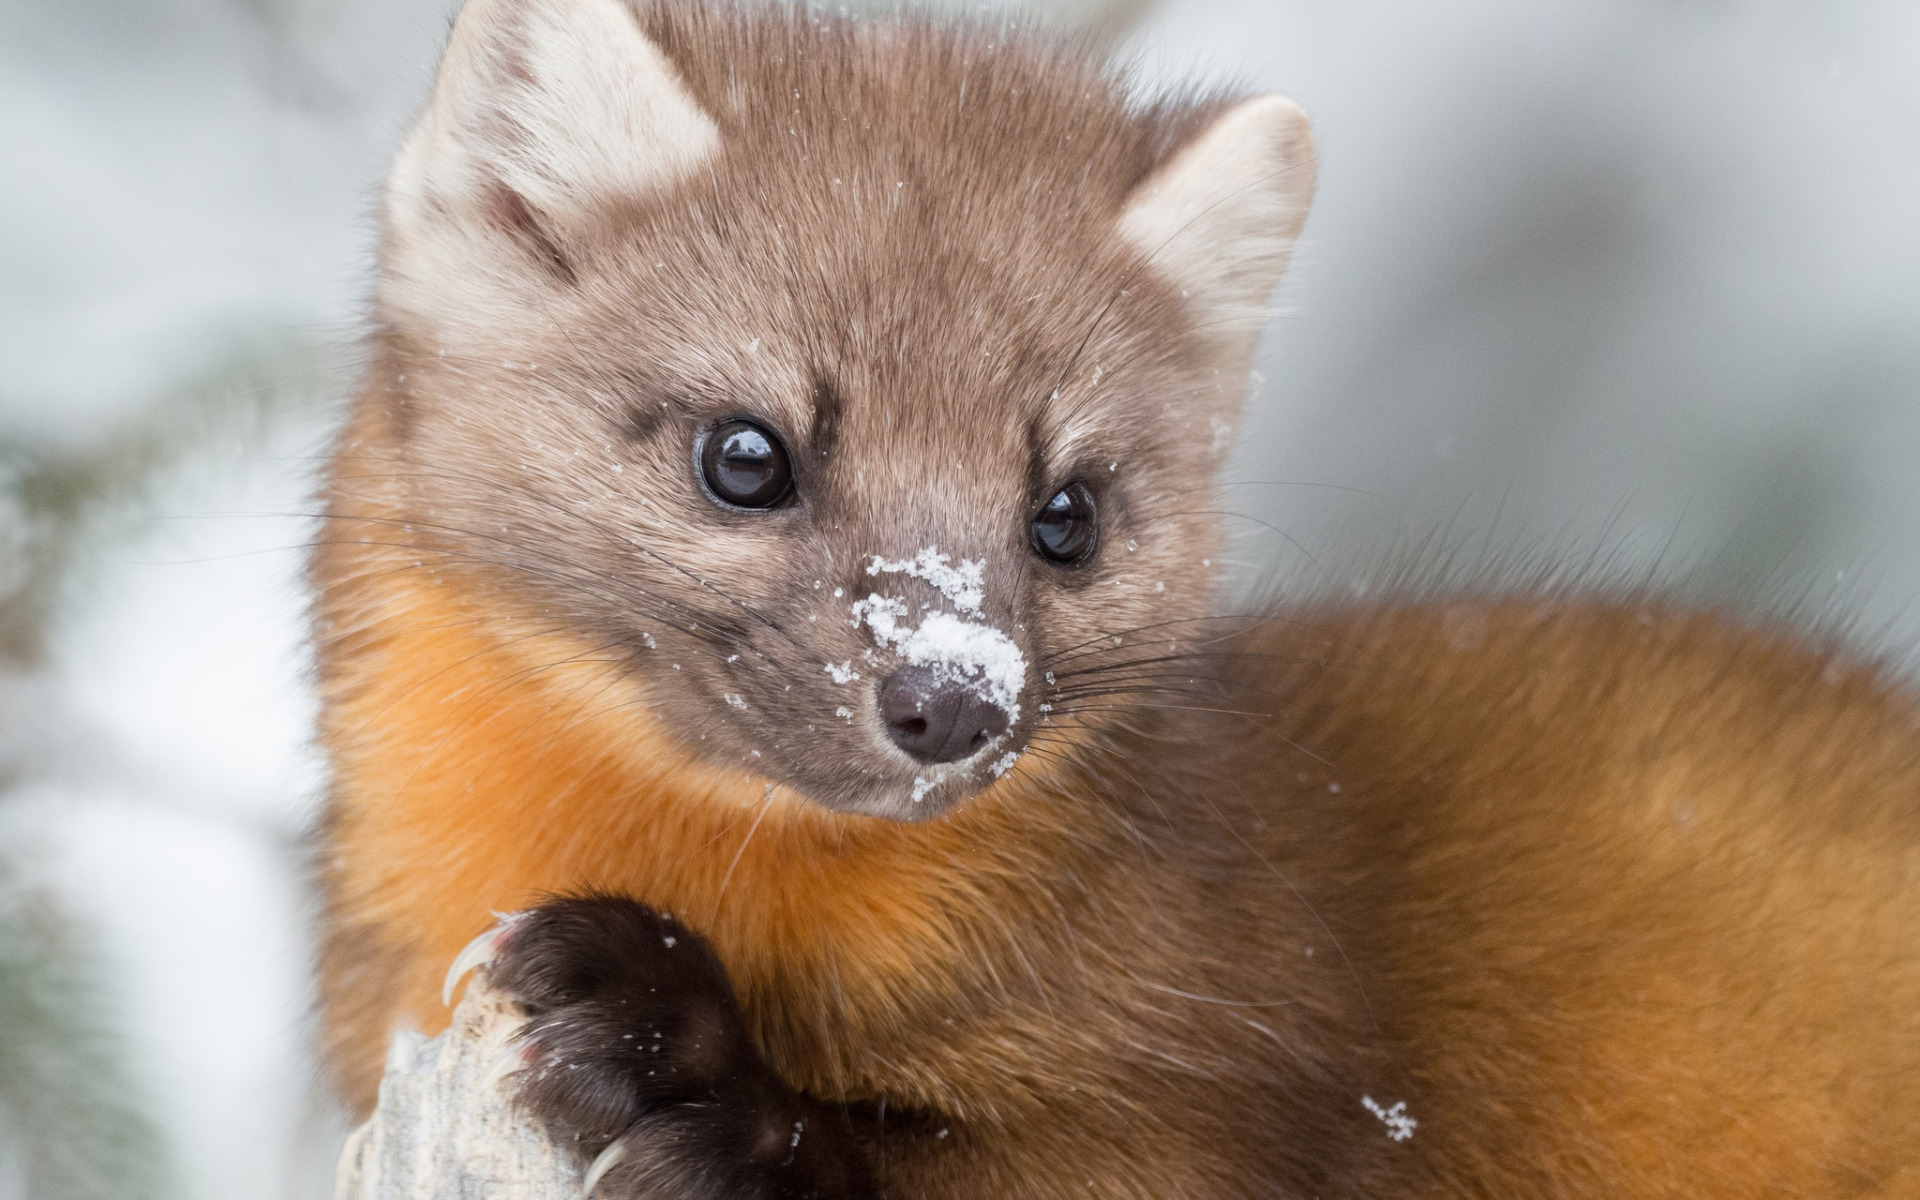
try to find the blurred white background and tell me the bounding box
[0,0,1915,1195]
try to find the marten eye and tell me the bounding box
[700,420,793,509]
[1031,482,1098,565]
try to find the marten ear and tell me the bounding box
[1119,96,1316,350]
[382,0,717,314]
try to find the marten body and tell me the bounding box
[315,1,1920,1195]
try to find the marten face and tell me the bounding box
[364,0,1312,820]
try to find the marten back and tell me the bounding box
[314,1,1920,1195]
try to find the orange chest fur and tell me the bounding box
[319,571,1044,1063]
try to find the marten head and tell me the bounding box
[358,0,1313,820]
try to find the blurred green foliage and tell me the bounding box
[0,883,176,1200]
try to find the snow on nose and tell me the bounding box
[847,548,1025,729]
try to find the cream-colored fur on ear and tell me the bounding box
[382,0,718,322]
[391,0,718,226]
[1118,96,1316,343]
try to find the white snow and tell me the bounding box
[990,751,1021,778]
[850,548,1025,733]
[850,598,1025,725]
[1361,1096,1418,1142]
[824,661,860,684]
[864,549,984,616]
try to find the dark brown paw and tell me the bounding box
[457,895,875,1200]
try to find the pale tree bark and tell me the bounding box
[334,988,582,1200]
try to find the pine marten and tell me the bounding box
[313,0,1920,1195]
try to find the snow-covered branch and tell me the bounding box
[334,989,582,1200]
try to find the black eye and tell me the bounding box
[700,420,793,509]
[1031,482,1098,565]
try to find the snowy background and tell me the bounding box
[0,0,1916,1195]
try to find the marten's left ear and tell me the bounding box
[1119,96,1316,345]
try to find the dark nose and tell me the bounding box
[879,665,1010,764]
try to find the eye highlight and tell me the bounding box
[1031,482,1098,565]
[700,420,794,509]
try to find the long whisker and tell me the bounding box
[335,464,800,647]
[1154,507,1330,581]
[1040,612,1295,668]
[312,539,740,667]
[1048,649,1318,680]
[714,786,779,923]
[1049,702,1272,719]
[306,509,718,636]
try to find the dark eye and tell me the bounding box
[1031,481,1098,565]
[700,420,793,509]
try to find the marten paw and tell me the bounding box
[475,897,751,1139]
[448,895,874,1200]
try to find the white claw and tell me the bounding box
[582,1139,627,1196]
[441,924,506,1007]
[481,1042,527,1091]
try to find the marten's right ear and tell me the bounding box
[381,0,717,318]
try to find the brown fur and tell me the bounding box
[315,3,1920,1195]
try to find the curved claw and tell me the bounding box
[481,1042,528,1091]
[583,1139,627,1196]
[441,920,513,1007]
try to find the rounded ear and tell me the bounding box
[1117,95,1316,350]
[381,0,719,322]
